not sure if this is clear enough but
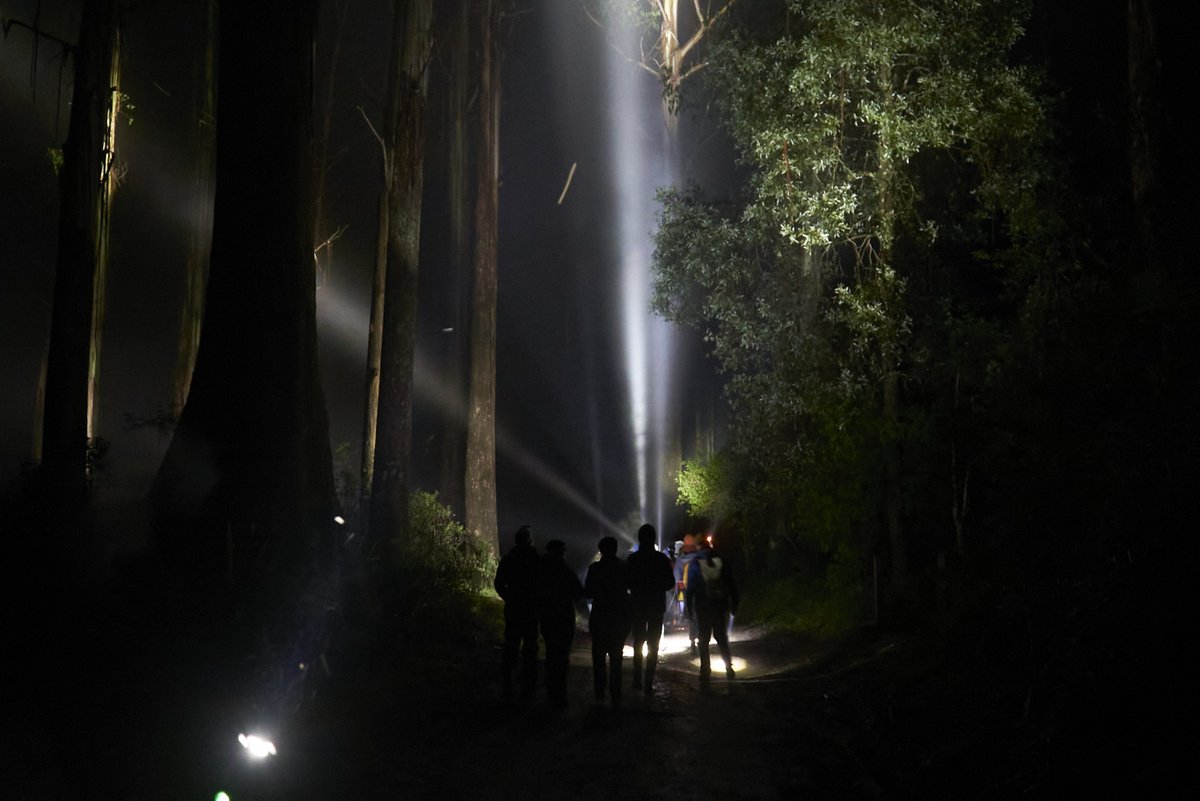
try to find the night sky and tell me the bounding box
[1,1,735,566]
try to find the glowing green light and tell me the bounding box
[215,793,231,801]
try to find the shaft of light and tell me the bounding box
[604,10,678,532]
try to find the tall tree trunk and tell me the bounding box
[465,0,501,556]
[1127,0,1163,269]
[151,0,334,590]
[439,0,472,519]
[171,0,216,420]
[39,0,120,549]
[312,0,349,290]
[360,187,387,510]
[368,0,434,545]
[85,24,121,445]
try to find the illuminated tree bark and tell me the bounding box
[360,177,387,507]
[38,0,120,542]
[151,0,334,585]
[585,0,736,124]
[171,0,216,420]
[465,0,501,556]
[438,0,472,519]
[368,0,435,545]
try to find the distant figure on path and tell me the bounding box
[626,523,676,695]
[584,536,630,705]
[685,536,740,682]
[675,534,701,653]
[494,525,540,699]
[538,539,584,708]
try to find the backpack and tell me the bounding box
[697,555,727,601]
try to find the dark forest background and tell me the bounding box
[2,0,1198,796]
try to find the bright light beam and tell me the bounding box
[413,350,628,541]
[604,9,679,531]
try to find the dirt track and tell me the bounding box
[261,625,885,801]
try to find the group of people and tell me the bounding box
[492,522,740,709]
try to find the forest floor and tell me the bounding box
[15,591,1191,801]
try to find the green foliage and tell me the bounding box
[377,491,498,635]
[676,453,730,519]
[738,556,870,634]
[652,0,1051,621]
[46,147,64,176]
[391,490,496,595]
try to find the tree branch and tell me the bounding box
[2,17,74,50]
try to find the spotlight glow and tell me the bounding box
[238,733,276,759]
[691,656,748,673]
[623,631,693,658]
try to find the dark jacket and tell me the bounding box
[494,542,540,618]
[584,554,631,631]
[538,552,584,634]
[626,547,676,616]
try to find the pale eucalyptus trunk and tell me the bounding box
[439,0,471,518]
[465,0,501,556]
[368,0,434,545]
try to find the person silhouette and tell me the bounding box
[494,525,540,700]
[538,539,584,708]
[626,523,676,695]
[684,535,740,683]
[584,536,630,705]
[675,534,701,653]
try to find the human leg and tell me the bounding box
[591,638,606,700]
[501,615,520,696]
[629,614,647,687]
[644,617,663,690]
[697,616,714,679]
[608,642,623,703]
[712,611,734,679]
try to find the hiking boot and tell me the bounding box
[726,666,736,681]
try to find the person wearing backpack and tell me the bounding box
[684,535,740,682]
[674,534,701,653]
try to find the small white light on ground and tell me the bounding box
[238,733,277,759]
[333,515,345,525]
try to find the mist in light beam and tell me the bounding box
[604,12,681,536]
[413,351,628,543]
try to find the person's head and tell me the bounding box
[597,536,618,557]
[637,523,657,549]
[545,539,566,558]
[681,533,697,553]
[514,525,532,547]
